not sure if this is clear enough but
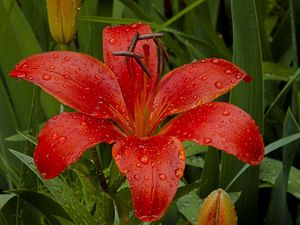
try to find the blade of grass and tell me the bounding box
[265,68,300,117]
[220,1,264,225]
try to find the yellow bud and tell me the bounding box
[46,0,81,44]
[196,189,237,225]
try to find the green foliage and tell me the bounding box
[1,0,300,224]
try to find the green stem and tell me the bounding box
[92,148,108,192]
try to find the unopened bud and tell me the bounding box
[47,0,81,44]
[196,188,237,225]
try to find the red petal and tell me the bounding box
[103,23,158,118]
[34,112,125,179]
[112,136,185,222]
[10,51,132,132]
[159,102,264,165]
[149,58,250,133]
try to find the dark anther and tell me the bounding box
[112,32,166,77]
[128,32,140,53]
[154,38,169,76]
[111,51,152,77]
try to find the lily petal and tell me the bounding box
[34,112,125,179]
[149,58,250,133]
[112,136,185,222]
[103,23,158,117]
[159,102,264,165]
[10,51,131,132]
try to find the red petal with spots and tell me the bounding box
[149,58,251,133]
[10,51,132,132]
[34,112,125,179]
[112,136,185,222]
[159,102,264,165]
[103,23,158,118]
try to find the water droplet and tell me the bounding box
[175,168,183,178]
[49,65,55,69]
[144,175,149,180]
[59,136,66,144]
[134,174,140,180]
[109,38,116,44]
[26,75,34,80]
[98,69,103,73]
[81,121,87,126]
[201,76,207,81]
[115,154,121,160]
[22,64,28,69]
[235,73,242,79]
[136,163,142,168]
[132,24,137,28]
[42,74,51,80]
[203,138,212,144]
[188,68,194,73]
[222,110,230,116]
[212,59,219,64]
[159,173,167,181]
[139,155,149,164]
[109,65,114,70]
[215,81,224,89]
[64,56,70,61]
[225,69,233,74]
[52,133,58,140]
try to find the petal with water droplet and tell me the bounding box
[34,112,125,179]
[112,136,185,222]
[10,51,131,131]
[150,59,250,133]
[103,23,158,118]
[159,102,264,165]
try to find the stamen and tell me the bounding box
[128,32,140,53]
[139,33,164,40]
[111,51,152,77]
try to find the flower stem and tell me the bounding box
[92,148,108,192]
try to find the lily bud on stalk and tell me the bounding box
[46,0,81,44]
[196,189,237,225]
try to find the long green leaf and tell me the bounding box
[220,1,263,225]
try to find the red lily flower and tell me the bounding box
[10,23,264,222]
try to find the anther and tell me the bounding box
[111,51,152,77]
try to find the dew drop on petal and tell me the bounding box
[144,175,149,180]
[58,136,66,144]
[203,138,212,144]
[225,69,233,74]
[52,133,58,140]
[201,76,207,81]
[42,74,51,81]
[64,56,70,61]
[139,155,149,164]
[109,38,116,44]
[175,168,184,178]
[134,174,140,180]
[215,81,224,89]
[235,73,242,79]
[222,110,230,116]
[159,173,167,181]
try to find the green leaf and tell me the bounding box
[0,194,15,210]
[220,1,264,225]
[7,189,73,225]
[176,191,202,225]
[9,150,98,225]
[265,109,299,225]
[265,68,300,117]
[260,157,300,200]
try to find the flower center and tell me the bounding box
[111,32,167,137]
